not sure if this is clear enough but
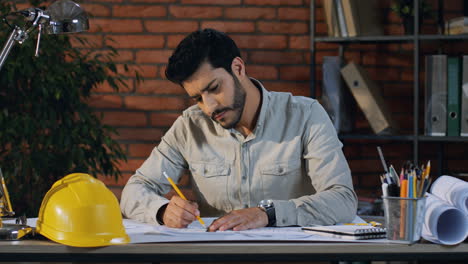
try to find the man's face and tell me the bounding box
[183,61,246,129]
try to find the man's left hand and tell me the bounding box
[207,207,268,232]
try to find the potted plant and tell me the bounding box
[0,0,136,216]
[391,0,433,34]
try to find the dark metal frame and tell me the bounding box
[309,0,468,175]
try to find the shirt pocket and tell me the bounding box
[190,161,231,210]
[190,162,230,177]
[260,159,302,199]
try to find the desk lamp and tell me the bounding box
[0,0,89,239]
[0,0,89,71]
[0,168,33,240]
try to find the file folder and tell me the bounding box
[447,57,461,136]
[425,55,447,136]
[341,62,398,134]
[461,56,468,136]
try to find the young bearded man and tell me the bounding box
[120,29,357,231]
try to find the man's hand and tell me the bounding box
[207,207,268,232]
[162,196,201,228]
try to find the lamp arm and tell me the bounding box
[0,26,29,72]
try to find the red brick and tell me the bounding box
[70,35,104,48]
[182,0,240,4]
[169,6,222,18]
[81,50,134,63]
[248,51,304,64]
[125,96,189,111]
[88,95,123,109]
[278,7,310,20]
[289,35,310,50]
[128,144,156,157]
[82,4,111,17]
[129,0,176,2]
[151,113,181,126]
[246,65,278,80]
[113,5,166,17]
[89,0,124,2]
[117,159,146,172]
[117,64,158,78]
[136,50,173,64]
[136,80,185,95]
[114,128,165,141]
[145,21,199,33]
[167,35,186,48]
[109,186,123,201]
[101,111,148,127]
[280,66,310,81]
[258,21,308,34]
[232,35,287,50]
[99,173,132,187]
[244,0,303,5]
[225,7,276,20]
[94,79,134,93]
[159,65,168,78]
[363,53,412,67]
[263,81,310,97]
[90,19,143,33]
[106,35,165,49]
[201,21,255,33]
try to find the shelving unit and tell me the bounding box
[309,0,468,176]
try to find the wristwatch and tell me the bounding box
[258,199,276,227]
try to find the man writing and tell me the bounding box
[120,29,357,231]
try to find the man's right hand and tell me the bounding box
[161,196,201,228]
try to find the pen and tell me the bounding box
[163,171,206,228]
[377,146,389,173]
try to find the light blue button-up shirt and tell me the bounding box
[120,79,357,226]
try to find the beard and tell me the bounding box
[210,74,246,129]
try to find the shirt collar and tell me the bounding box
[227,78,269,138]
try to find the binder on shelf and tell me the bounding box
[334,0,348,37]
[461,56,468,136]
[341,0,359,37]
[341,62,397,135]
[321,56,353,133]
[323,0,340,37]
[445,16,468,35]
[353,0,383,36]
[447,57,462,136]
[425,55,447,136]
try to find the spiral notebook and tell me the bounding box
[302,225,387,240]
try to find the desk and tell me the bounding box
[0,240,467,262]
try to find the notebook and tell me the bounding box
[302,225,387,240]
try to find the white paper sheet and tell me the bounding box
[6,216,387,244]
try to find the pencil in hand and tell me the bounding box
[163,171,206,228]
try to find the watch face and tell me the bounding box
[259,199,274,208]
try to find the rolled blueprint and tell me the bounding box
[430,175,468,215]
[422,193,468,245]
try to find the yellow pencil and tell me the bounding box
[163,171,206,228]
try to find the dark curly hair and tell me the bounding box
[165,28,241,86]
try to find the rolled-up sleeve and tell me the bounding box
[120,116,188,225]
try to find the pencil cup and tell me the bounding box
[382,196,426,244]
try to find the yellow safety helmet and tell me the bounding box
[36,173,129,247]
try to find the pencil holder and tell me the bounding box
[382,196,426,244]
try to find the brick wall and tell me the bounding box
[12,0,468,202]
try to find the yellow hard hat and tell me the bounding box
[36,173,129,247]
